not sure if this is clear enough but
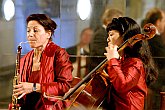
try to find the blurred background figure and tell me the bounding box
[141,8,165,58]
[66,27,93,78]
[141,7,165,110]
[89,8,123,71]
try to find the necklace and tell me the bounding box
[32,49,42,71]
[33,49,42,62]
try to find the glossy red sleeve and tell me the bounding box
[40,48,73,100]
[107,58,144,93]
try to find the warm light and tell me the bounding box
[2,0,15,21]
[77,0,92,20]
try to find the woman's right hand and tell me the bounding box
[13,82,33,99]
[104,43,120,60]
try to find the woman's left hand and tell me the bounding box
[13,82,33,99]
[104,43,120,60]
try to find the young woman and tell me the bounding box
[12,14,73,110]
[104,17,158,110]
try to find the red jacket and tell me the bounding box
[19,41,73,110]
[107,58,147,110]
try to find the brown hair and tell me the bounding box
[26,14,57,40]
[101,8,123,25]
[80,27,93,37]
[144,8,163,25]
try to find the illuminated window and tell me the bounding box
[77,0,92,20]
[2,0,15,21]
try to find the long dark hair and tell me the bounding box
[106,17,158,86]
[26,14,57,40]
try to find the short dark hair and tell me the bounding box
[144,8,163,25]
[26,14,57,40]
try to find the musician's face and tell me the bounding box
[107,30,123,46]
[27,20,51,49]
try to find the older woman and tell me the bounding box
[13,14,73,110]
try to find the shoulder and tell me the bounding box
[149,34,161,43]
[94,26,105,32]
[66,45,77,50]
[44,41,67,57]
[121,58,145,75]
[124,58,143,68]
[21,50,33,59]
[93,27,107,41]
[94,27,107,36]
[66,45,77,54]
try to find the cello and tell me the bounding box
[46,23,157,110]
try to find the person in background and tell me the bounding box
[142,8,165,59]
[12,14,73,110]
[89,8,123,71]
[66,27,93,62]
[66,27,93,77]
[141,8,165,110]
[103,17,158,110]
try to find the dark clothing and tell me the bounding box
[21,92,42,110]
[90,26,108,57]
[148,34,165,57]
[21,71,40,109]
[66,45,77,63]
[147,34,165,109]
[66,45,77,55]
[148,34,165,69]
[148,34,165,89]
[66,45,89,63]
[89,26,107,71]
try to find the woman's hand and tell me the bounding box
[13,82,33,99]
[104,43,120,60]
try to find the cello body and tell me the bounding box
[68,72,110,110]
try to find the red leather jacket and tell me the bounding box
[20,41,73,110]
[107,58,147,110]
